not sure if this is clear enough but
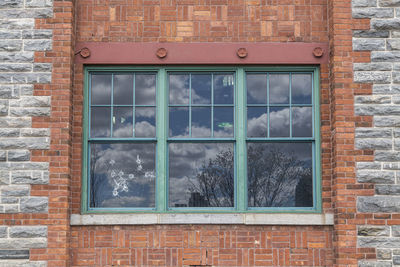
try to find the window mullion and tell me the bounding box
[156,68,167,212]
[236,68,247,211]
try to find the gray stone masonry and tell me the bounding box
[0,0,53,265]
[353,0,400,265]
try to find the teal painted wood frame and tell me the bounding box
[81,66,321,214]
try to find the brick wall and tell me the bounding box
[351,0,400,266]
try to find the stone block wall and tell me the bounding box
[352,0,400,266]
[0,0,53,266]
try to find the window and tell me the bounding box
[82,66,321,213]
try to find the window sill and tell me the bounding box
[70,213,334,226]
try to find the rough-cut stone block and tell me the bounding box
[357,162,382,169]
[10,107,50,117]
[355,128,392,138]
[393,225,400,236]
[23,40,51,51]
[0,250,29,260]
[354,71,392,83]
[11,171,48,184]
[355,138,392,150]
[353,38,386,50]
[8,162,48,171]
[356,105,400,116]
[372,18,400,30]
[0,171,9,185]
[383,162,400,169]
[0,0,23,8]
[4,205,18,213]
[0,40,22,52]
[355,95,391,104]
[379,0,400,6]
[20,197,48,213]
[0,19,34,30]
[25,0,52,8]
[0,137,50,150]
[392,72,400,83]
[0,64,32,72]
[0,238,47,250]
[10,97,50,107]
[375,151,400,161]
[0,52,34,63]
[358,261,392,267]
[372,51,400,61]
[9,226,47,238]
[1,185,29,197]
[358,226,390,236]
[377,249,392,260]
[33,63,51,72]
[373,84,392,94]
[1,197,18,204]
[0,227,7,238]
[387,39,400,50]
[376,185,400,195]
[354,62,393,71]
[357,170,395,183]
[353,0,377,6]
[7,150,30,162]
[358,196,400,212]
[0,260,46,267]
[374,116,400,127]
[20,128,49,137]
[353,8,393,18]
[22,29,52,39]
[358,237,400,248]
[0,9,53,19]
[0,152,5,162]
[393,256,400,265]
[0,31,21,39]
[353,30,390,38]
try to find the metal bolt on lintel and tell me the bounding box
[156,48,167,58]
[79,47,91,58]
[313,47,324,58]
[237,48,248,58]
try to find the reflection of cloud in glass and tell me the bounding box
[114,74,133,105]
[292,107,312,137]
[292,74,312,104]
[91,107,111,137]
[135,121,156,137]
[192,74,211,104]
[113,107,133,138]
[269,107,289,137]
[91,74,111,105]
[269,74,289,104]
[136,107,155,118]
[247,111,267,137]
[214,74,234,104]
[246,74,267,104]
[169,75,189,104]
[135,74,156,105]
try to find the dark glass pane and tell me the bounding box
[192,107,211,137]
[91,74,111,105]
[247,107,267,137]
[269,107,289,137]
[214,107,234,137]
[292,74,312,104]
[269,74,289,104]
[136,74,156,105]
[214,74,234,104]
[114,74,133,105]
[169,74,189,104]
[135,107,156,138]
[91,107,111,137]
[247,142,313,207]
[192,74,211,104]
[247,74,267,104]
[169,143,234,208]
[169,107,189,137]
[90,143,156,208]
[113,107,133,138]
[292,107,312,137]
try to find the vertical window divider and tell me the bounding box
[211,73,214,138]
[289,72,292,138]
[132,73,136,137]
[267,73,270,138]
[156,68,167,212]
[236,68,246,211]
[189,74,192,137]
[110,74,114,137]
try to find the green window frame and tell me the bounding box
[82,66,321,213]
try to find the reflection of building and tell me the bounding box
[174,203,187,207]
[188,192,209,207]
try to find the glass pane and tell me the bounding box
[247,74,267,104]
[135,107,156,138]
[192,74,211,104]
[113,107,133,138]
[247,142,313,207]
[169,143,234,208]
[136,74,156,105]
[247,107,267,137]
[90,143,156,208]
[169,107,189,137]
[114,74,133,105]
[292,74,312,104]
[91,74,112,105]
[169,74,189,105]
[214,74,234,104]
[269,74,289,104]
[269,107,289,137]
[91,107,111,137]
[192,107,211,137]
[214,107,234,137]
[292,107,312,137]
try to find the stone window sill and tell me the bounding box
[70,213,334,226]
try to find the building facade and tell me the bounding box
[0,0,399,266]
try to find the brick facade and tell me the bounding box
[0,0,398,266]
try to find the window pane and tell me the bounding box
[169,74,189,105]
[214,74,234,104]
[136,74,156,105]
[113,107,133,138]
[269,74,289,104]
[292,107,312,137]
[169,107,189,137]
[269,107,289,137]
[114,74,133,105]
[192,107,211,138]
[91,107,111,137]
[135,107,156,138]
[214,107,234,137]
[169,143,234,208]
[247,107,267,137]
[247,74,267,104]
[292,74,312,104]
[247,142,313,207]
[192,74,211,104]
[91,74,112,105]
[90,143,156,208]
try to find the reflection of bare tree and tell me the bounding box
[190,145,312,208]
[189,149,234,207]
